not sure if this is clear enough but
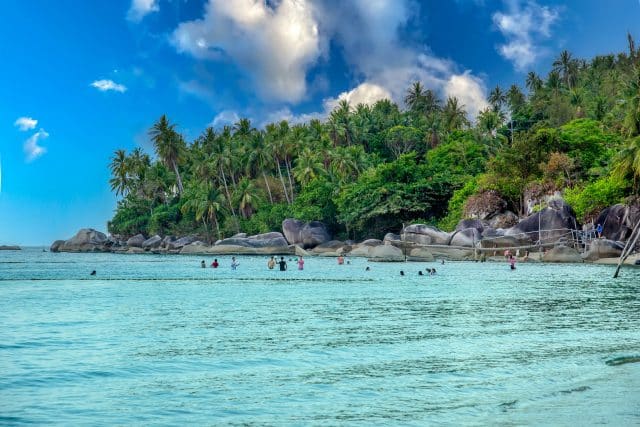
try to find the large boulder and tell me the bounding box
[402,224,451,245]
[142,235,162,250]
[488,211,519,229]
[312,240,346,254]
[50,240,65,252]
[282,219,331,249]
[348,244,373,257]
[407,247,435,262]
[463,190,507,220]
[505,198,579,246]
[455,219,486,233]
[542,245,583,263]
[450,228,481,247]
[383,233,401,244]
[596,204,640,242]
[361,239,383,246]
[168,235,198,250]
[216,232,288,248]
[126,234,146,248]
[161,236,175,248]
[368,244,405,262]
[582,239,624,261]
[54,228,109,252]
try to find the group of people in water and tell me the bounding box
[200,255,304,271]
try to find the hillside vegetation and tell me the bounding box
[108,35,640,242]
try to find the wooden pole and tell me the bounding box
[613,219,640,278]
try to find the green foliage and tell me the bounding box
[148,203,181,236]
[437,178,478,231]
[107,196,152,236]
[563,175,629,220]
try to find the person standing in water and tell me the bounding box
[337,255,344,265]
[267,256,276,270]
[297,256,305,270]
[201,260,206,268]
[211,259,219,268]
[509,255,516,270]
[278,257,288,271]
[231,256,240,270]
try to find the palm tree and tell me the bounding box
[328,100,353,146]
[265,122,292,204]
[405,81,426,112]
[181,183,226,242]
[553,50,578,89]
[526,71,543,93]
[293,148,325,186]
[423,89,442,115]
[109,149,130,197]
[488,85,506,112]
[149,115,185,194]
[208,126,239,230]
[476,108,503,136]
[245,131,274,203]
[233,178,263,219]
[442,97,469,132]
[613,136,640,193]
[623,66,640,137]
[547,70,562,96]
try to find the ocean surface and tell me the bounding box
[1,248,639,425]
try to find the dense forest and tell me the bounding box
[108,34,640,242]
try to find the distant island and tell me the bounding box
[52,35,640,263]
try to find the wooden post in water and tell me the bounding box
[613,218,640,278]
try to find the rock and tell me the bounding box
[582,239,624,261]
[168,235,198,250]
[295,246,310,257]
[402,224,451,245]
[282,219,331,249]
[488,211,518,229]
[407,247,435,262]
[455,219,486,233]
[126,247,146,254]
[463,190,507,220]
[348,244,373,257]
[55,228,109,252]
[50,240,65,252]
[596,204,640,242]
[126,234,146,248]
[142,235,162,250]
[179,241,210,254]
[368,244,405,262]
[161,236,175,248]
[0,245,21,250]
[360,239,383,246]
[506,198,579,246]
[542,245,583,263]
[312,240,346,254]
[449,228,481,247]
[383,233,401,244]
[216,232,289,248]
[231,233,247,238]
[426,246,475,261]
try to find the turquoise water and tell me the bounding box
[1,248,639,425]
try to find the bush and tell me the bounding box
[563,175,629,221]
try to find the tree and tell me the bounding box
[613,136,640,193]
[109,149,130,197]
[181,182,226,242]
[442,97,469,132]
[488,85,506,112]
[526,71,543,93]
[233,178,264,219]
[293,147,325,186]
[149,115,185,194]
[405,81,426,112]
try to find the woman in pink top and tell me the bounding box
[298,256,304,270]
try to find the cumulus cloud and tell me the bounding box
[24,129,48,162]
[323,82,392,112]
[127,0,159,22]
[493,0,559,71]
[172,0,321,103]
[91,79,127,93]
[444,72,489,120]
[211,110,240,128]
[14,117,38,131]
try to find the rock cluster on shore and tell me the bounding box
[50,201,640,264]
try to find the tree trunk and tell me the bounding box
[172,160,184,195]
[213,215,221,241]
[220,165,240,233]
[286,158,295,201]
[275,156,291,204]
[262,171,274,203]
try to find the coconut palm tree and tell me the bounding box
[149,115,185,194]
[109,149,130,197]
[613,136,640,193]
[233,177,264,219]
[293,147,325,186]
[442,97,469,132]
[405,81,426,112]
[245,130,274,203]
[181,182,226,242]
[488,85,506,112]
[526,71,543,93]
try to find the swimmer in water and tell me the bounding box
[231,256,240,270]
[201,260,206,268]
[418,271,423,276]
[90,270,96,276]
[400,270,405,276]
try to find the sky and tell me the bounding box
[1,0,639,246]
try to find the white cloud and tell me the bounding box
[14,117,38,131]
[172,0,321,103]
[24,129,48,162]
[493,0,559,71]
[211,110,240,128]
[444,72,489,120]
[90,79,127,93]
[127,0,159,22]
[323,82,392,112]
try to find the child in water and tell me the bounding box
[298,256,304,270]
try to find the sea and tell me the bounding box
[1,247,639,425]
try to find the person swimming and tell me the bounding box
[509,255,516,270]
[201,260,206,268]
[90,270,96,276]
[430,268,436,275]
[365,266,370,271]
[211,259,219,268]
[418,271,423,276]
[231,256,240,270]
[267,256,276,270]
[400,270,405,276]
[426,268,432,274]
[337,255,344,265]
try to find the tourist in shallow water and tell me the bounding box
[201,260,206,268]
[211,259,219,268]
[337,255,344,265]
[418,271,423,276]
[365,266,370,271]
[431,268,436,275]
[297,256,304,270]
[400,270,405,276]
[426,268,431,274]
[278,256,287,271]
[90,270,96,276]
[509,255,516,270]
[267,256,275,270]
[231,256,240,270]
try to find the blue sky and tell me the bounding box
[1,0,639,245]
